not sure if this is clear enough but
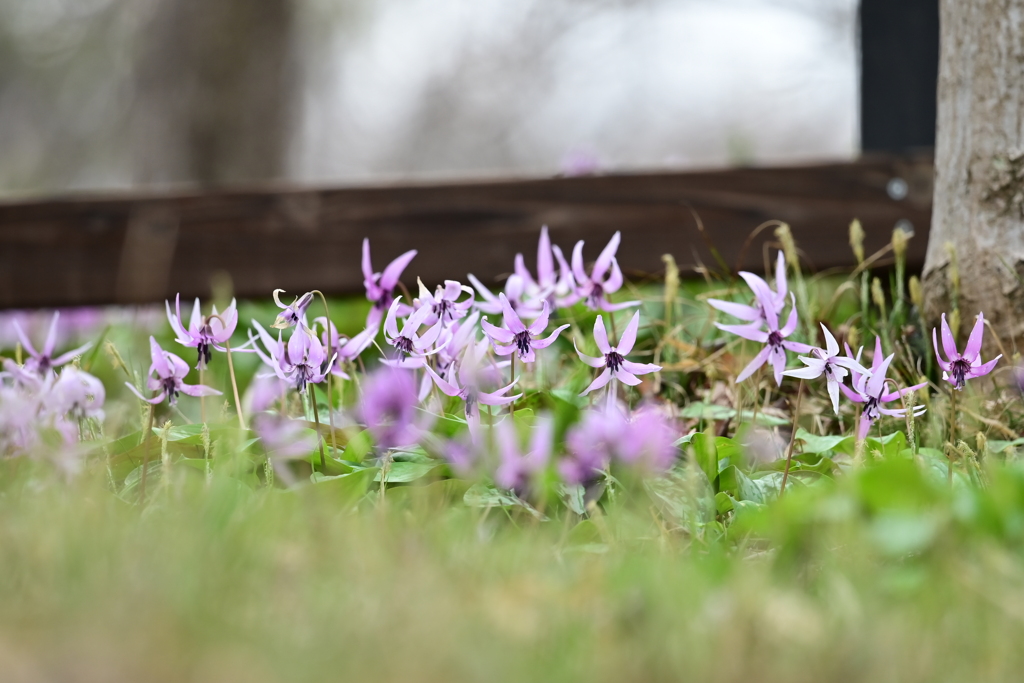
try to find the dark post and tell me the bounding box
[859,0,940,152]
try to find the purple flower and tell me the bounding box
[708,252,787,327]
[784,323,870,414]
[513,226,577,308]
[384,298,444,361]
[933,312,1001,391]
[13,312,92,377]
[415,279,475,327]
[423,338,521,424]
[359,368,432,449]
[250,321,335,393]
[575,311,661,396]
[271,290,314,330]
[561,407,624,485]
[363,239,417,328]
[719,294,812,385]
[166,294,240,369]
[126,337,222,406]
[244,373,291,414]
[49,367,106,422]
[494,415,552,495]
[617,406,678,473]
[567,231,640,311]
[468,272,545,320]
[840,337,927,439]
[481,294,568,363]
[252,413,319,486]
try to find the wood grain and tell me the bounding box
[0,153,933,308]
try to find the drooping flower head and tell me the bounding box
[718,294,812,386]
[840,337,927,439]
[933,312,1001,391]
[494,415,552,496]
[166,294,240,369]
[784,323,870,414]
[708,252,788,328]
[423,338,521,427]
[567,231,640,311]
[384,298,445,361]
[481,294,568,363]
[363,239,417,328]
[49,367,106,422]
[126,337,222,406]
[271,290,314,330]
[13,312,92,377]
[575,310,660,396]
[415,279,475,327]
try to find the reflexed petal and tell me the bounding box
[782,364,824,380]
[780,302,799,336]
[781,340,814,354]
[42,312,60,357]
[571,240,588,284]
[592,231,620,283]
[514,253,535,289]
[415,319,445,350]
[188,297,202,335]
[774,251,788,302]
[769,345,786,386]
[597,298,642,312]
[940,313,959,361]
[617,311,641,354]
[866,353,894,398]
[50,342,93,368]
[716,322,769,343]
[614,368,642,386]
[963,312,986,361]
[735,344,772,383]
[931,327,950,371]
[126,382,165,404]
[537,226,554,286]
[738,271,778,329]
[527,302,551,336]
[620,360,660,375]
[870,336,885,373]
[442,280,463,301]
[880,381,928,403]
[384,298,402,339]
[467,273,501,310]
[492,341,516,356]
[531,324,569,350]
[498,293,527,334]
[478,389,522,407]
[580,367,612,395]
[839,382,865,403]
[821,323,839,357]
[180,382,223,398]
[12,320,38,357]
[708,299,761,322]
[149,337,172,378]
[826,379,840,415]
[574,340,605,368]
[593,315,611,353]
[833,354,871,377]
[422,364,461,397]
[361,238,375,287]
[166,296,189,340]
[967,355,1001,379]
[481,319,515,343]
[602,258,623,293]
[380,249,417,291]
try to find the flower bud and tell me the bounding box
[849,219,865,264]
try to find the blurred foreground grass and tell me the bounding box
[4,455,1024,683]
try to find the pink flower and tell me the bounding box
[166,294,240,369]
[423,339,521,425]
[481,294,568,363]
[363,239,417,328]
[840,337,927,439]
[271,290,313,330]
[933,312,1001,391]
[566,231,640,311]
[719,294,812,386]
[13,312,91,377]
[575,311,660,395]
[494,415,552,495]
[708,252,788,328]
[126,337,222,406]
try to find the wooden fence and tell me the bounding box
[0,152,933,309]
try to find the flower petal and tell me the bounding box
[735,344,771,383]
[380,249,417,291]
[531,324,569,350]
[481,319,515,343]
[614,368,642,386]
[592,231,620,283]
[716,322,769,343]
[708,299,761,322]
[821,323,839,357]
[616,311,641,354]
[620,360,660,375]
[499,293,527,334]
[180,383,223,398]
[149,336,172,378]
[125,382,165,404]
[580,367,612,395]
[931,327,950,371]
[963,312,986,361]
[940,313,959,362]
[967,355,1001,379]
[593,315,611,354]
[574,340,605,368]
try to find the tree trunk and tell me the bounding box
[923,0,1024,351]
[132,0,297,186]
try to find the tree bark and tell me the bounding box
[923,0,1024,351]
[132,0,297,186]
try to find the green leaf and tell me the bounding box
[680,402,789,426]
[795,428,851,455]
[718,465,764,504]
[715,491,735,514]
[306,468,376,507]
[374,461,439,484]
[690,431,719,488]
[559,483,587,516]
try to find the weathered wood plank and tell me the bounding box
[0,153,933,308]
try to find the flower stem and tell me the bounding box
[310,386,327,471]
[948,388,958,486]
[780,380,804,496]
[224,340,246,431]
[311,290,338,457]
[510,355,516,417]
[139,402,155,504]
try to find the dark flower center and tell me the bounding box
[587,282,605,308]
[395,336,415,355]
[863,396,880,423]
[463,390,477,418]
[162,377,181,405]
[514,330,532,358]
[374,289,394,310]
[950,358,971,391]
[605,351,624,372]
[434,299,454,322]
[767,331,783,348]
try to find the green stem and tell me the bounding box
[311,291,338,457]
[780,380,804,496]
